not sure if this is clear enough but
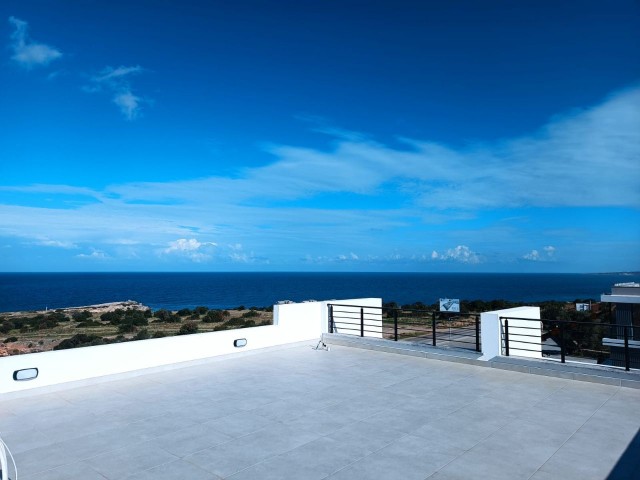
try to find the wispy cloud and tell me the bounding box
[8,16,62,69]
[34,237,78,249]
[103,86,639,210]
[0,86,638,269]
[86,65,146,120]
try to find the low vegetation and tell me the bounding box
[0,304,273,356]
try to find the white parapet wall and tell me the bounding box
[480,306,541,361]
[0,297,377,394]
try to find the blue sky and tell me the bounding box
[1,1,638,273]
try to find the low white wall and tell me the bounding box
[328,298,383,338]
[1,297,376,394]
[480,306,541,360]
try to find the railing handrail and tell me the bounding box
[499,315,622,329]
[328,303,481,316]
[500,315,634,371]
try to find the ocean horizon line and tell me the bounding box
[1,270,638,275]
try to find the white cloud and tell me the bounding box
[0,86,637,269]
[86,65,146,120]
[8,16,62,69]
[523,245,556,261]
[93,65,143,84]
[77,250,108,259]
[163,238,216,262]
[431,245,482,264]
[104,86,639,209]
[35,237,77,249]
[113,92,142,120]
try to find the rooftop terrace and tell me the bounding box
[2,339,639,480]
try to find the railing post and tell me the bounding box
[360,307,364,337]
[624,326,630,371]
[328,304,334,334]
[504,319,510,356]
[432,312,437,346]
[560,321,566,363]
[475,315,480,352]
[393,309,398,341]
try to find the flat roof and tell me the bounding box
[1,342,639,479]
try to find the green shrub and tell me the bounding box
[242,310,260,318]
[48,311,70,322]
[177,308,192,317]
[124,309,148,325]
[133,329,150,340]
[4,336,18,343]
[203,310,224,323]
[152,331,167,338]
[72,310,92,322]
[0,321,14,334]
[54,333,103,350]
[178,322,199,335]
[194,306,209,315]
[153,309,179,322]
[101,311,123,324]
[118,323,136,334]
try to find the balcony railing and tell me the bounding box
[328,304,480,352]
[500,316,639,371]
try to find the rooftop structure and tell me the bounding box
[1,298,639,479]
[601,282,640,304]
[1,341,640,480]
[601,283,640,369]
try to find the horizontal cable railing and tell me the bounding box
[500,316,638,371]
[328,304,480,352]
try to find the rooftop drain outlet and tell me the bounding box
[234,338,247,348]
[13,368,38,381]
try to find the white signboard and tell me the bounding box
[576,303,590,312]
[439,298,460,313]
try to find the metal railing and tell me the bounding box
[328,304,480,352]
[500,316,638,371]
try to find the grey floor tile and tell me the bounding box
[146,423,234,457]
[84,442,179,479]
[123,459,223,479]
[21,460,108,480]
[183,440,272,478]
[328,446,455,480]
[2,343,639,480]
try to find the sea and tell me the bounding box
[0,272,638,313]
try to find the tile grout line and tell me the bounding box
[524,385,620,480]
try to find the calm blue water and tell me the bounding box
[0,272,637,312]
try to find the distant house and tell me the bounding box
[601,282,640,368]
